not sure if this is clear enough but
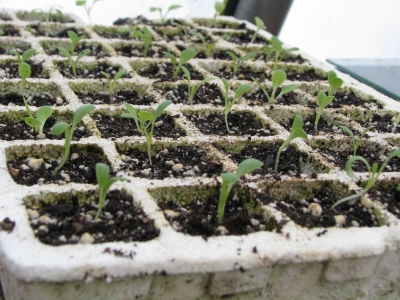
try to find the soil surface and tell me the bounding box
[322,91,383,110]
[286,69,325,82]
[210,66,266,81]
[7,145,108,186]
[186,112,273,136]
[279,115,341,136]
[221,30,268,44]
[28,190,159,245]
[75,90,155,106]
[44,43,108,58]
[119,146,222,179]
[356,113,398,133]
[244,90,308,107]
[137,63,203,82]
[28,24,85,38]
[255,53,305,64]
[114,44,168,58]
[155,83,223,106]
[57,62,126,79]
[368,184,400,218]
[0,92,65,107]
[176,45,232,60]
[0,24,19,36]
[159,190,270,238]
[1,60,47,79]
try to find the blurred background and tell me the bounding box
[1,0,400,62]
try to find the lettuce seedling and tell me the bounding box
[58,47,91,76]
[392,113,400,133]
[163,49,197,76]
[181,66,214,105]
[218,158,263,223]
[150,5,182,25]
[31,5,62,36]
[51,104,95,174]
[0,30,4,36]
[264,36,299,70]
[171,21,189,41]
[213,1,225,28]
[94,163,126,221]
[100,69,126,101]
[67,30,86,54]
[76,0,102,24]
[138,26,152,57]
[122,101,172,165]
[275,115,308,172]
[327,71,343,96]
[23,97,53,133]
[252,70,298,104]
[331,147,400,209]
[226,51,257,76]
[314,91,334,132]
[117,25,141,39]
[250,17,266,44]
[222,78,251,132]
[9,48,36,90]
[339,125,374,156]
[190,31,230,58]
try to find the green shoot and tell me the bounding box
[0,30,4,36]
[222,78,251,132]
[397,185,400,191]
[172,21,189,41]
[31,5,62,37]
[315,91,334,132]
[122,101,172,165]
[23,97,53,133]
[190,31,230,58]
[163,49,197,76]
[331,147,400,209]
[264,36,299,70]
[94,163,126,221]
[218,158,263,223]
[68,30,86,54]
[181,66,214,105]
[252,70,298,104]
[213,2,226,28]
[58,47,91,76]
[117,25,141,39]
[138,26,152,57]
[9,48,36,91]
[392,113,400,133]
[100,69,126,102]
[250,17,266,44]
[150,5,182,25]
[51,104,95,175]
[226,51,257,76]
[327,71,343,96]
[275,115,308,172]
[76,0,102,24]
[339,125,374,156]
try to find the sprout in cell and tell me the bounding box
[315,91,334,132]
[250,17,266,44]
[100,69,126,102]
[150,5,182,25]
[213,2,225,28]
[9,48,36,90]
[181,66,214,105]
[58,47,91,77]
[190,31,230,58]
[327,70,343,96]
[30,5,62,36]
[226,51,256,76]
[23,97,53,134]
[67,30,86,54]
[163,49,197,76]
[339,125,374,156]
[263,36,299,70]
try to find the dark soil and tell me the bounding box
[321,91,383,110]
[368,184,400,218]
[114,44,168,58]
[2,60,48,79]
[94,114,185,139]
[176,45,232,60]
[29,190,159,245]
[0,92,65,107]
[0,24,20,36]
[44,43,108,58]
[159,190,270,238]
[356,114,398,133]
[137,63,203,82]
[285,69,326,82]
[222,30,268,44]
[0,118,90,141]
[210,66,266,81]
[186,112,273,136]
[0,217,15,232]
[155,83,223,106]
[119,146,222,179]
[279,115,338,135]
[7,145,108,186]
[220,144,304,177]
[255,53,305,64]
[0,12,12,21]
[113,15,154,26]
[244,90,308,107]
[263,189,377,228]
[57,62,126,79]
[75,90,155,106]
[93,27,132,39]
[28,24,85,38]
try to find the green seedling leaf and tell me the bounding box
[149,7,161,12]
[114,69,126,81]
[234,83,251,100]
[21,48,36,62]
[96,162,109,187]
[72,104,95,128]
[154,100,172,119]
[242,52,257,62]
[255,17,266,30]
[51,122,69,135]
[19,62,31,80]
[328,70,337,82]
[315,91,334,132]
[58,47,72,60]
[182,65,191,81]
[24,118,42,131]
[167,4,182,12]
[215,2,225,13]
[190,31,206,44]
[174,49,196,76]
[25,106,53,133]
[0,30,4,36]
[76,0,86,6]
[236,158,263,177]
[163,52,177,66]
[226,51,238,62]
[392,113,400,133]
[138,111,154,122]
[100,71,110,81]
[220,172,240,184]
[272,70,286,87]
[277,84,298,98]
[77,49,91,60]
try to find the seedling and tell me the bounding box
[58,47,91,76]
[315,91,334,132]
[190,31,230,58]
[117,25,141,39]
[51,104,95,174]
[67,30,86,54]
[171,21,189,41]
[226,51,257,76]
[327,71,343,96]
[181,66,214,105]
[218,158,263,223]
[31,5,62,37]
[264,36,299,70]
[275,115,308,172]
[213,2,225,27]
[76,0,102,24]
[338,125,374,156]
[94,163,126,220]
[9,48,36,90]
[0,30,4,36]
[222,78,251,132]
[23,97,53,133]
[331,147,400,209]
[163,49,197,76]
[392,113,400,133]
[122,101,172,165]
[150,5,182,25]
[138,26,152,57]
[250,17,266,44]
[252,70,298,104]
[100,69,126,101]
